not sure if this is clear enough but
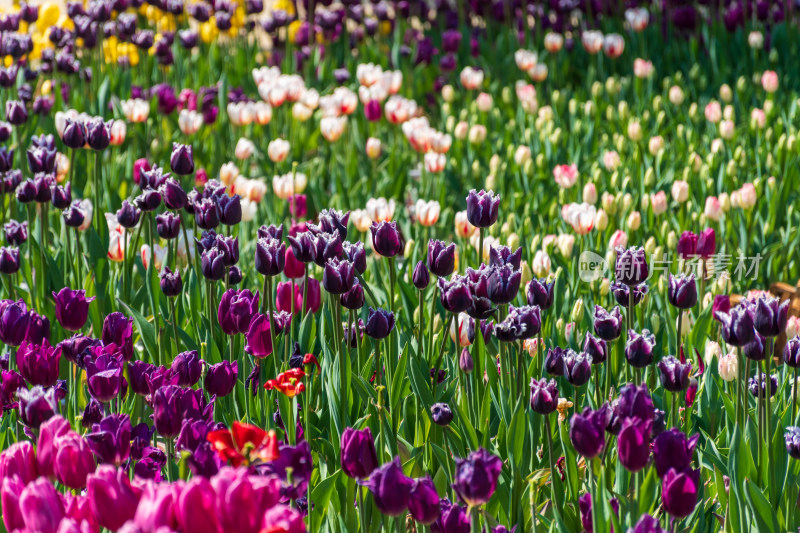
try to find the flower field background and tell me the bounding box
[1,1,800,532]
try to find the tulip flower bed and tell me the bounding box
[3,1,800,532]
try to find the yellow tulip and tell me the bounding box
[39,2,61,27]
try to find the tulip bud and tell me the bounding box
[595,209,608,231]
[571,299,584,322]
[651,315,660,335]
[459,348,473,373]
[599,277,610,296]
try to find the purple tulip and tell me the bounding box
[610,280,648,307]
[18,385,57,428]
[4,220,28,245]
[216,194,242,226]
[204,360,238,397]
[170,142,194,175]
[16,340,60,387]
[529,378,559,415]
[563,350,592,386]
[343,240,367,275]
[431,500,470,533]
[255,237,285,277]
[617,417,652,472]
[695,228,715,258]
[486,264,522,304]
[657,356,692,392]
[340,281,365,310]
[409,477,440,524]
[715,304,755,347]
[625,329,656,368]
[287,231,315,263]
[784,337,800,368]
[170,350,202,387]
[668,274,697,309]
[785,426,800,459]
[579,493,619,533]
[309,208,349,241]
[160,267,183,297]
[245,313,274,358]
[218,288,259,335]
[428,240,456,277]
[676,231,697,259]
[653,428,699,478]
[630,514,666,533]
[452,448,502,507]
[748,372,778,399]
[0,441,37,483]
[61,118,86,149]
[1,475,25,532]
[102,312,133,361]
[0,246,20,274]
[753,296,789,338]
[322,257,355,294]
[438,276,472,313]
[86,414,132,465]
[0,298,30,346]
[465,189,500,228]
[570,404,610,459]
[526,278,554,310]
[311,231,343,267]
[494,304,541,342]
[370,221,403,257]
[85,118,111,150]
[583,333,608,364]
[614,246,648,286]
[490,245,522,270]
[52,288,95,332]
[340,427,379,479]
[431,402,454,426]
[85,345,125,402]
[413,261,430,290]
[661,467,700,518]
[363,457,413,516]
[365,307,395,339]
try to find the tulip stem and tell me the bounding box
[145,213,161,366]
[74,228,83,287]
[764,349,772,485]
[39,204,47,305]
[427,285,439,362]
[477,227,484,269]
[431,314,454,394]
[587,462,599,533]
[792,367,798,423]
[544,414,561,514]
[265,277,277,371]
[170,297,180,353]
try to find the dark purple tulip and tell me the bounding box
[748,372,778,399]
[160,177,188,210]
[676,231,697,259]
[593,305,622,341]
[413,261,430,290]
[4,220,28,246]
[784,337,800,368]
[529,378,559,414]
[160,267,183,297]
[258,224,284,240]
[85,347,125,402]
[344,319,365,348]
[152,386,183,437]
[0,246,20,274]
[86,118,111,150]
[695,228,715,258]
[583,333,608,364]
[194,197,220,229]
[255,237,285,277]
[0,121,10,142]
[309,231,342,267]
[27,146,56,174]
[53,288,95,332]
[288,231,316,264]
[216,194,242,226]
[171,350,202,387]
[544,347,566,376]
[126,360,155,396]
[86,414,132,465]
[135,189,162,212]
[785,427,800,459]
[0,369,24,411]
[5,100,27,125]
[343,240,366,275]
[459,347,473,373]
[465,189,500,228]
[15,179,36,203]
[217,288,259,335]
[340,281,365,310]
[309,208,349,241]
[101,312,133,362]
[753,296,789,338]
[438,276,472,313]
[579,494,620,533]
[657,356,691,392]
[61,119,86,149]
[713,295,731,316]
[170,143,194,175]
[625,329,655,368]
[743,332,767,362]
[486,264,522,304]
[615,246,648,286]
[244,313,273,358]
[214,234,239,266]
[452,448,502,507]
[114,200,140,229]
[340,427,379,479]
[364,457,413,515]
[662,468,700,518]
[0,147,12,172]
[563,350,592,386]
[432,500,470,533]
[323,257,355,294]
[431,403,453,426]
[370,221,403,257]
[50,183,71,209]
[610,280,648,307]
[365,307,395,339]
[155,212,181,240]
[494,305,541,341]
[526,278,554,310]
[204,360,238,397]
[201,247,226,280]
[653,429,699,477]
[608,383,655,434]
[24,311,50,346]
[62,201,86,228]
[715,305,755,347]
[428,240,456,277]
[0,299,30,346]
[408,477,440,525]
[442,28,462,52]
[465,267,495,319]
[17,385,56,428]
[617,417,651,472]
[570,404,610,458]
[668,274,697,309]
[490,245,522,270]
[16,341,60,387]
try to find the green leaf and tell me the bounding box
[744,479,780,533]
[310,470,341,523]
[117,298,158,363]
